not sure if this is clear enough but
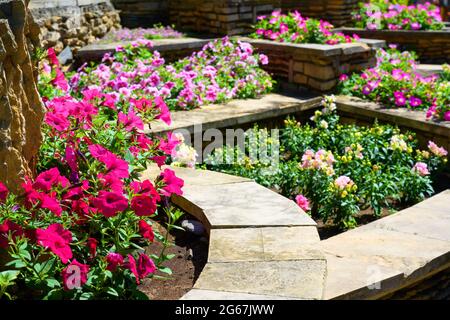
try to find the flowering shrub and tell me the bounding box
[353,1,444,30]
[204,96,448,229]
[70,37,273,111]
[100,25,184,43]
[251,10,359,45]
[0,48,186,299]
[338,47,450,121]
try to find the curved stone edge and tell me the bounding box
[140,166,450,300]
[146,93,321,135]
[140,165,327,300]
[320,190,450,299]
[335,95,450,154]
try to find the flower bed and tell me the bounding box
[239,11,382,92]
[250,10,359,45]
[353,1,444,31]
[338,47,450,121]
[0,47,187,299]
[333,1,450,63]
[76,38,212,65]
[334,26,450,64]
[71,37,273,111]
[203,96,448,229]
[99,26,184,44]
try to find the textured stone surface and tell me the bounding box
[29,0,121,54]
[0,0,45,193]
[335,95,450,153]
[181,289,297,300]
[335,27,450,63]
[76,37,211,64]
[240,37,382,93]
[147,93,321,135]
[194,260,327,299]
[208,227,322,262]
[321,190,450,299]
[179,181,316,228]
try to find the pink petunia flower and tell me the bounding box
[160,169,184,196]
[36,224,73,264]
[61,259,89,290]
[295,195,311,212]
[91,191,129,218]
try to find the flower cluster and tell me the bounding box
[71,37,273,111]
[100,25,184,43]
[353,1,444,31]
[0,48,185,300]
[206,96,448,229]
[251,10,359,45]
[338,47,450,121]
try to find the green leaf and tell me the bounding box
[6,259,26,269]
[45,278,61,289]
[106,287,119,297]
[0,270,20,283]
[158,266,173,275]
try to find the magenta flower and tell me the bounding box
[91,191,129,218]
[62,260,89,290]
[118,109,144,132]
[409,96,422,107]
[394,91,406,107]
[295,195,311,212]
[36,224,73,264]
[160,169,184,196]
[106,252,124,271]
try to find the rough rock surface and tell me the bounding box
[0,0,44,193]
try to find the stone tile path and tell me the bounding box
[141,165,449,300]
[141,165,326,300]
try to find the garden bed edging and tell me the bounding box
[240,37,385,93]
[334,27,450,64]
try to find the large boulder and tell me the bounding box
[0,0,44,193]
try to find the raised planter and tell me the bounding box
[146,93,322,136]
[140,166,450,299]
[240,37,385,93]
[281,0,359,27]
[334,27,450,64]
[167,0,360,36]
[334,95,450,154]
[75,37,212,65]
[168,0,278,36]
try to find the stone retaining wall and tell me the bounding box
[335,27,450,64]
[75,38,212,66]
[168,0,359,36]
[29,0,121,54]
[168,0,278,36]
[335,96,450,157]
[242,37,383,93]
[111,0,167,28]
[0,0,45,193]
[281,0,359,27]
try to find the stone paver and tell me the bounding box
[147,93,321,134]
[181,289,297,300]
[76,37,211,62]
[320,190,450,299]
[141,165,252,187]
[179,182,316,228]
[194,260,327,300]
[208,227,322,263]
